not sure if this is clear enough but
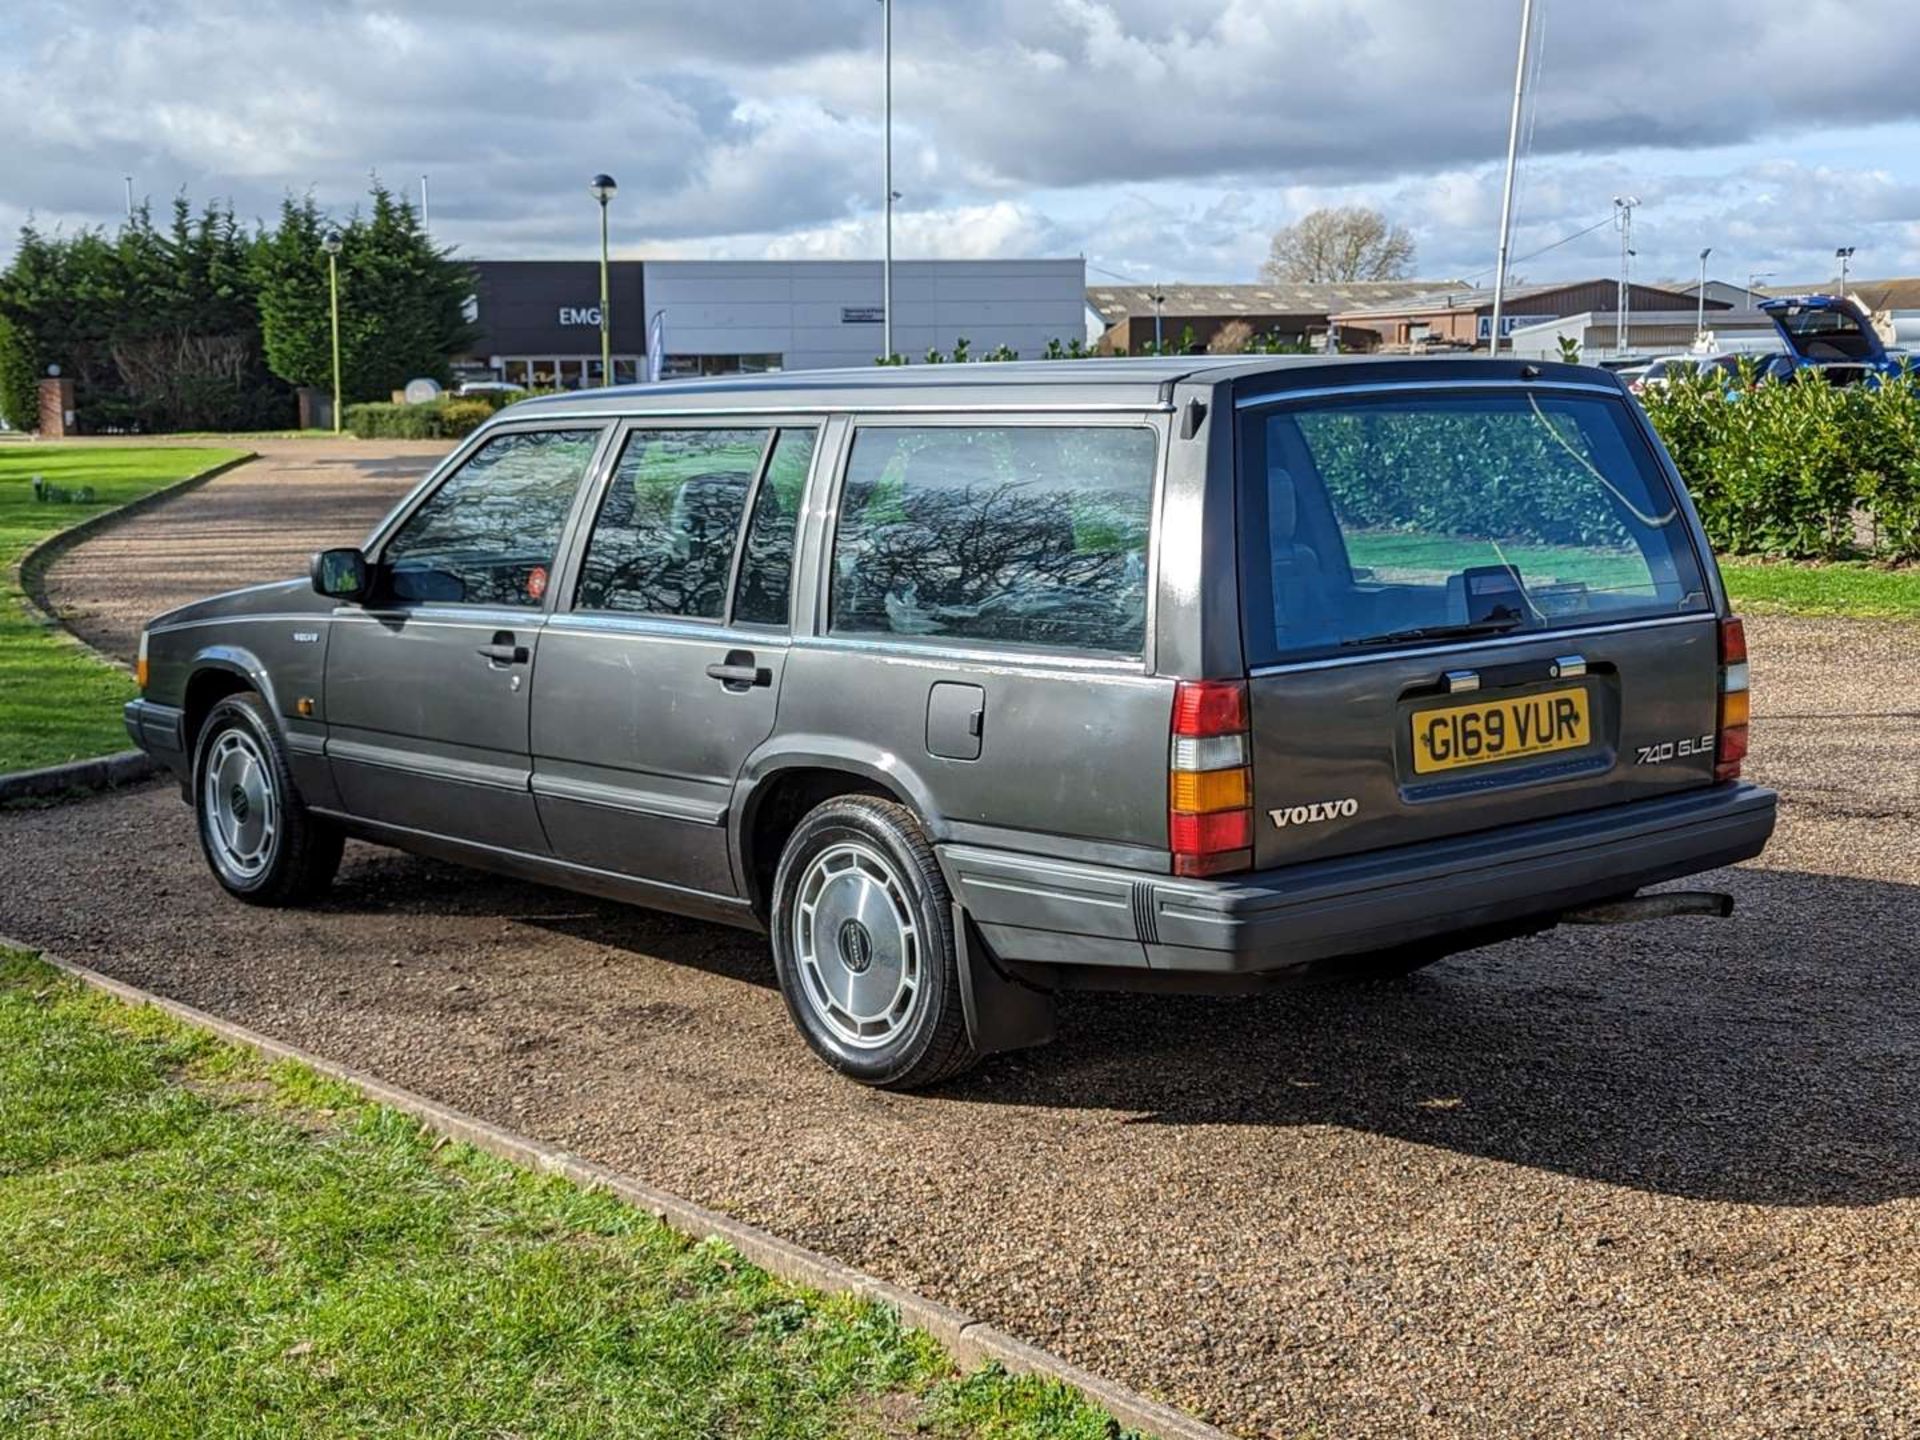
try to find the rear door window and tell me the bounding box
[1238,390,1709,663]
[575,428,769,618]
[830,424,1157,656]
[732,428,817,627]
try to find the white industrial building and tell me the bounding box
[459,258,1089,386]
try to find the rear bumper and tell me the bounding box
[938,782,1777,981]
[124,699,188,779]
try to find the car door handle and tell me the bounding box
[706,650,771,690]
[477,637,529,665]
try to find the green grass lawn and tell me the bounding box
[0,445,246,774]
[1720,560,1920,620]
[0,951,1127,1439]
[1343,529,1920,622]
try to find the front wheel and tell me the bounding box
[193,691,342,906]
[769,795,979,1089]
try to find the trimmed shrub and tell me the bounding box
[437,398,495,434]
[1643,367,1920,562]
[0,314,37,431]
[346,396,503,440]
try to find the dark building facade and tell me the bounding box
[461,261,648,388]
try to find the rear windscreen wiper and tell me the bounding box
[1341,618,1526,648]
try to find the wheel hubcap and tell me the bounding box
[793,841,920,1049]
[202,728,277,884]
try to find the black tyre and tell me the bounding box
[769,795,978,1089]
[192,691,343,906]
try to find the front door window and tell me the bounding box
[381,429,602,607]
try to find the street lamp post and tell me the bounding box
[880,0,895,364]
[1697,246,1712,345]
[1836,245,1855,297]
[590,174,618,386]
[320,230,343,435]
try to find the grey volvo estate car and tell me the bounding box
[127,357,1776,1087]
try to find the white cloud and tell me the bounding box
[2,0,1919,288]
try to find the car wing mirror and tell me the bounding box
[311,547,370,601]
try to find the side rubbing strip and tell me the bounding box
[1131,879,1160,945]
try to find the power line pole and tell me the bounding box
[1697,246,1712,345]
[123,175,133,218]
[1489,0,1535,357]
[420,174,430,232]
[1613,196,1640,355]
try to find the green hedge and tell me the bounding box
[345,396,501,440]
[1643,367,1920,562]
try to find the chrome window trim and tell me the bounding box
[545,610,794,650]
[1233,377,1624,410]
[792,632,1154,676]
[330,606,550,631]
[1247,613,1713,676]
[519,400,1176,420]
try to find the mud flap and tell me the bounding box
[953,902,1056,1057]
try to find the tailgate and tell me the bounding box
[1247,620,1720,868]
[1234,380,1723,869]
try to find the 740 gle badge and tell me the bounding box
[1636,733,1715,765]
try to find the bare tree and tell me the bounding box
[1260,206,1417,283]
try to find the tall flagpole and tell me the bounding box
[1489,0,1535,357]
[882,0,894,363]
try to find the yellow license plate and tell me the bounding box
[1411,687,1591,775]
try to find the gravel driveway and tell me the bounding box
[6,452,1918,1437]
[41,438,446,661]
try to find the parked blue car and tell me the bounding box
[1758,294,1906,386]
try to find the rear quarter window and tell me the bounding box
[830,424,1157,657]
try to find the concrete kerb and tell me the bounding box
[0,452,255,801]
[11,939,1229,1440]
[0,750,155,803]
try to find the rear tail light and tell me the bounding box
[1169,679,1253,877]
[135,629,150,692]
[1715,617,1749,783]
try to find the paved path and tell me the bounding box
[42,438,450,663]
[8,459,1919,1438]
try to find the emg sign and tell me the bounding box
[559,306,603,327]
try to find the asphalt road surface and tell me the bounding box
[6,447,1917,1437]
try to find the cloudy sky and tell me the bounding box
[5,0,1920,290]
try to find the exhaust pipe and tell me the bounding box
[1561,891,1735,925]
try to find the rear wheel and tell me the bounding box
[193,691,342,906]
[769,795,978,1089]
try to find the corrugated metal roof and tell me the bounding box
[1086,280,1462,324]
[1328,278,1715,320]
[1763,277,1920,313]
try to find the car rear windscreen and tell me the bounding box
[1237,389,1711,664]
[1772,306,1876,361]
